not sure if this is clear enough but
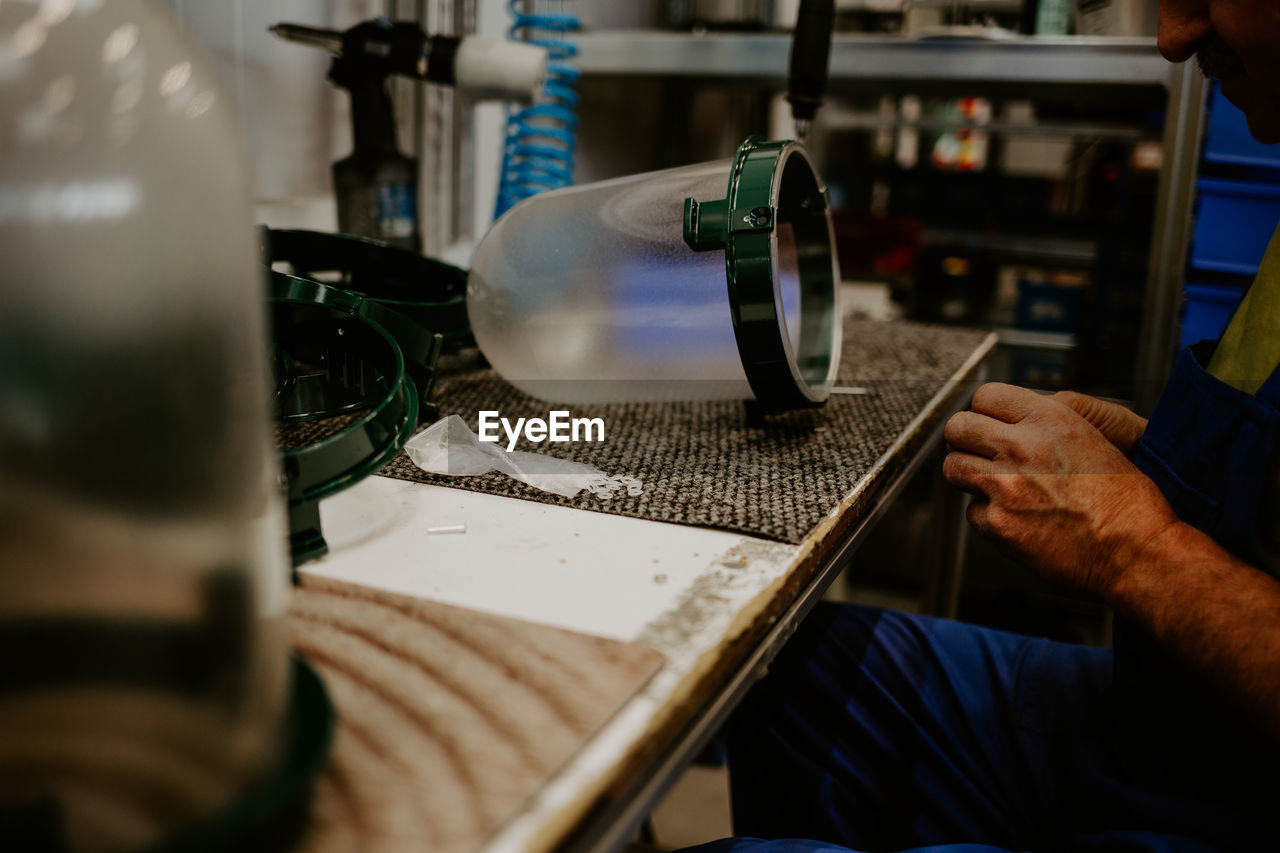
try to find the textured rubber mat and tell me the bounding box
[370,319,992,545]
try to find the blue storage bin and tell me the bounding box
[1180,281,1246,347]
[1190,178,1280,275]
[1203,82,1280,170]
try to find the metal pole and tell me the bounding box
[1133,62,1206,414]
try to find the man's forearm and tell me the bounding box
[1107,521,1280,744]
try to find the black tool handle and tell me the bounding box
[341,18,426,78]
[328,56,398,155]
[786,0,835,127]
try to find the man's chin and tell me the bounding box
[1244,115,1280,146]
[1219,79,1280,145]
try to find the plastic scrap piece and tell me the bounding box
[583,473,645,501]
[405,415,643,501]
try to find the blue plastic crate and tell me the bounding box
[1190,178,1280,275]
[1204,82,1280,170]
[1180,281,1246,347]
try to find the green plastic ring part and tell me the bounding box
[262,228,471,352]
[1,656,334,853]
[271,296,419,566]
[269,271,442,421]
[682,136,840,411]
[140,656,335,853]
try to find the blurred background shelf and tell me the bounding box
[566,31,1203,410]
[574,32,1174,88]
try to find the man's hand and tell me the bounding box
[942,383,1176,596]
[1050,390,1148,456]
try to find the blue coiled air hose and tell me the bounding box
[493,0,579,220]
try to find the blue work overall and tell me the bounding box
[684,340,1280,853]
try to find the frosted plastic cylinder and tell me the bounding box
[0,3,290,850]
[468,160,757,402]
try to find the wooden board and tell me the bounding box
[290,575,664,853]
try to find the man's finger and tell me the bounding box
[942,450,996,497]
[965,497,991,534]
[1052,389,1097,418]
[944,410,1016,459]
[971,382,1044,424]
[1053,390,1117,433]
[1052,390,1148,454]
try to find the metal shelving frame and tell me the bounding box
[573,31,1207,411]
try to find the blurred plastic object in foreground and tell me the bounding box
[0,1,297,849]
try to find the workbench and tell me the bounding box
[290,317,996,853]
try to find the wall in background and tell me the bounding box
[159,0,393,232]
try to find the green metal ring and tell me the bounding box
[271,296,419,565]
[142,656,335,853]
[683,136,840,411]
[269,271,442,420]
[262,228,471,351]
[3,655,335,852]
